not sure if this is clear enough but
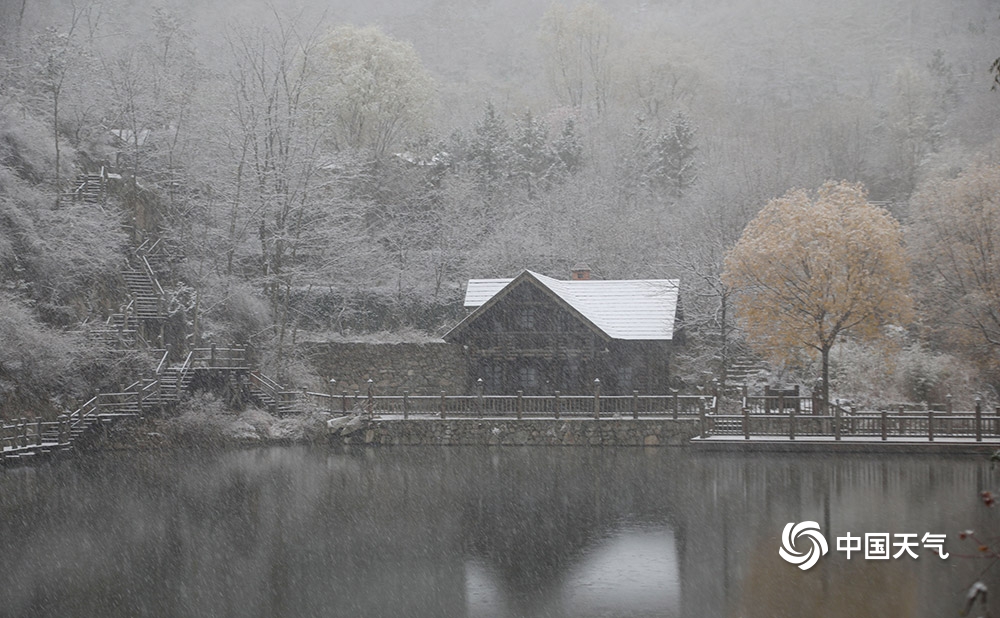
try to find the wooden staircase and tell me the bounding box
[122,261,164,321]
[247,371,301,416]
[1,385,143,464]
[727,357,769,389]
[87,304,140,348]
[59,169,107,204]
[0,346,258,466]
[84,242,166,351]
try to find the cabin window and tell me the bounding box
[519,366,539,390]
[517,306,535,330]
[482,362,504,392]
[617,366,634,391]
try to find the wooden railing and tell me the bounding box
[190,346,249,370]
[247,371,298,411]
[139,254,166,300]
[743,395,818,414]
[701,398,1000,441]
[306,388,715,420]
[154,348,170,374]
[1,417,67,453]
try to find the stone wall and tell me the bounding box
[344,418,700,447]
[305,341,469,396]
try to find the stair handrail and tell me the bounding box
[139,378,159,403]
[70,396,100,429]
[155,348,170,375]
[135,237,162,259]
[175,351,194,398]
[140,255,166,299]
[249,371,282,402]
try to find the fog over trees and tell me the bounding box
[1,0,999,409]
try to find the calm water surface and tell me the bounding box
[0,446,996,618]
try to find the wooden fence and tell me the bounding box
[702,397,1000,441]
[305,386,715,420]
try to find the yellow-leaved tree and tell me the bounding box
[722,181,912,405]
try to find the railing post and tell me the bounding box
[632,390,639,420]
[789,404,796,440]
[834,402,841,441]
[975,397,983,442]
[341,391,348,414]
[554,390,561,420]
[743,406,750,440]
[477,378,484,419]
[778,392,785,415]
[328,379,336,413]
[928,407,934,442]
[741,382,748,406]
[946,394,953,415]
[58,414,68,445]
[516,390,523,420]
[367,379,374,421]
[699,398,707,438]
[20,418,28,448]
[881,408,888,441]
[593,379,601,420]
[403,390,410,420]
[672,389,679,420]
[440,390,447,420]
[35,417,43,446]
[995,406,1000,437]
[712,379,720,416]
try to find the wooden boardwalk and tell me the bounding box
[692,394,1000,450]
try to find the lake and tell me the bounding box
[0,446,995,617]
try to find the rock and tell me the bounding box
[327,415,355,435]
[341,414,366,436]
[226,420,262,442]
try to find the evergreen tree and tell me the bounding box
[467,101,513,198]
[655,110,699,199]
[552,117,583,175]
[511,109,553,198]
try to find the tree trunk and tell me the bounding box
[821,345,831,413]
[53,94,60,190]
[719,294,728,392]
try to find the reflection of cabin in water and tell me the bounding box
[444,266,680,395]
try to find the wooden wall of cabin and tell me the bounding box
[454,282,674,395]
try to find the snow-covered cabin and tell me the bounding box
[444,267,681,395]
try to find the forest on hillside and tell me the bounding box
[0,0,999,415]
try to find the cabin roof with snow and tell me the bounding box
[446,270,680,341]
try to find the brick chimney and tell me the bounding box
[570,262,591,280]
